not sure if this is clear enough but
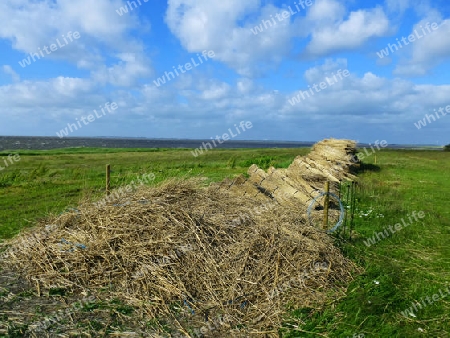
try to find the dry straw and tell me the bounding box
[1,138,362,336]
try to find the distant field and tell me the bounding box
[0,136,315,151]
[1,147,449,337]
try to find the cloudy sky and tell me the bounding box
[0,0,449,144]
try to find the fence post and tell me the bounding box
[350,181,357,239]
[323,181,329,229]
[106,164,111,195]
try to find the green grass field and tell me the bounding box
[1,147,449,337]
[282,150,450,337]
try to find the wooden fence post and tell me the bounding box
[323,181,330,229]
[106,164,111,195]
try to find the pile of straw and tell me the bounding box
[1,138,361,336]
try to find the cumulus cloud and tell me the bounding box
[1,1,136,52]
[304,59,348,83]
[0,0,151,81]
[282,59,449,125]
[165,0,295,76]
[0,77,98,111]
[394,16,450,76]
[92,53,153,87]
[165,0,392,69]
[0,57,449,143]
[300,0,390,57]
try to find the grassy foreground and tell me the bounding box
[1,147,449,337]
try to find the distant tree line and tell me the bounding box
[445,144,450,152]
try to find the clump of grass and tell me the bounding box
[227,156,237,169]
[239,156,275,169]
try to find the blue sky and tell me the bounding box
[0,0,449,144]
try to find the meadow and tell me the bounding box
[0,147,449,337]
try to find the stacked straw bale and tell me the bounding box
[216,138,358,206]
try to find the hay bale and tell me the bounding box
[221,138,358,205]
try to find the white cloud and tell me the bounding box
[304,59,348,83]
[2,65,20,83]
[1,57,445,128]
[200,82,231,100]
[237,78,254,94]
[394,17,450,76]
[0,0,151,82]
[165,0,393,74]
[307,0,345,23]
[282,60,449,125]
[92,53,153,87]
[0,77,98,111]
[0,0,137,53]
[165,0,294,76]
[1,59,449,143]
[302,1,390,57]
